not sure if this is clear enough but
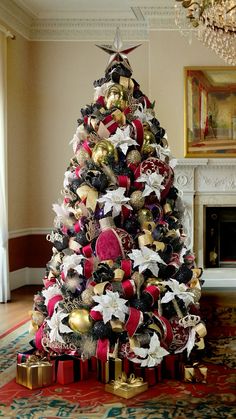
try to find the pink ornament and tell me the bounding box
[95,217,134,261]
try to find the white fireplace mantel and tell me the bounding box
[175,158,236,289]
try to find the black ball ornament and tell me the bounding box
[124,217,140,235]
[174,265,193,284]
[131,297,150,312]
[75,231,89,247]
[92,321,113,340]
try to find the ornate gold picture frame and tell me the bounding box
[184,66,236,157]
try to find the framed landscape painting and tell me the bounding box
[184,67,236,157]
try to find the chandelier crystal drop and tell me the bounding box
[175,0,236,65]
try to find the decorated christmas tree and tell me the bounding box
[29,29,206,385]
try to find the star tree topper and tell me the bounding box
[96,27,141,74]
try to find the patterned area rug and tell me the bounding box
[0,322,236,418]
[201,304,236,369]
[0,321,31,388]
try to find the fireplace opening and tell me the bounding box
[205,207,236,268]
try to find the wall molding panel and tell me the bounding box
[10,267,45,290]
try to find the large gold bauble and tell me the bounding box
[68,308,93,334]
[92,139,118,166]
[105,83,128,111]
[141,128,156,155]
[130,190,145,210]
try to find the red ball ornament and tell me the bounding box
[134,157,174,199]
[168,316,190,352]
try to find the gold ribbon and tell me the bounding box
[110,372,144,390]
[113,268,125,282]
[119,76,134,91]
[94,281,111,295]
[138,231,153,247]
[138,230,165,253]
[194,322,207,338]
[76,185,98,212]
[25,355,51,367]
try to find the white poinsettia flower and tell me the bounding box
[92,290,129,324]
[97,187,132,217]
[47,309,72,344]
[161,278,194,307]
[152,143,172,161]
[132,333,169,367]
[94,81,113,101]
[52,202,73,227]
[133,103,154,124]
[136,172,165,200]
[69,125,87,153]
[70,132,81,154]
[62,254,85,277]
[109,126,138,155]
[63,170,77,189]
[42,284,62,307]
[128,246,166,277]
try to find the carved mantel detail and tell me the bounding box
[175,159,236,288]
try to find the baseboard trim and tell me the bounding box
[10,267,45,291]
[9,228,50,239]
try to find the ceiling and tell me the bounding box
[0,0,177,40]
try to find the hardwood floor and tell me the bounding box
[0,285,42,335]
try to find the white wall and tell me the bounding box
[27,41,149,229]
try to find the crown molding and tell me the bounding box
[31,19,149,41]
[0,0,32,39]
[0,0,177,41]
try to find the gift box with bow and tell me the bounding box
[105,372,148,399]
[16,355,53,389]
[183,362,207,383]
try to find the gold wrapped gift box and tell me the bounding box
[105,372,148,399]
[16,357,53,389]
[184,363,207,383]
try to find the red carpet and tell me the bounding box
[0,364,235,418]
[0,318,236,418]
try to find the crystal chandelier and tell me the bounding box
[175,0,236,65]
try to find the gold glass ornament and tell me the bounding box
[92,139,118,166]
[138,208,153,226]
[141,127,156,155]
[68,308,93,334]
[105,83,128,111]
[126,149,141,165]
[130,190,145,210]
